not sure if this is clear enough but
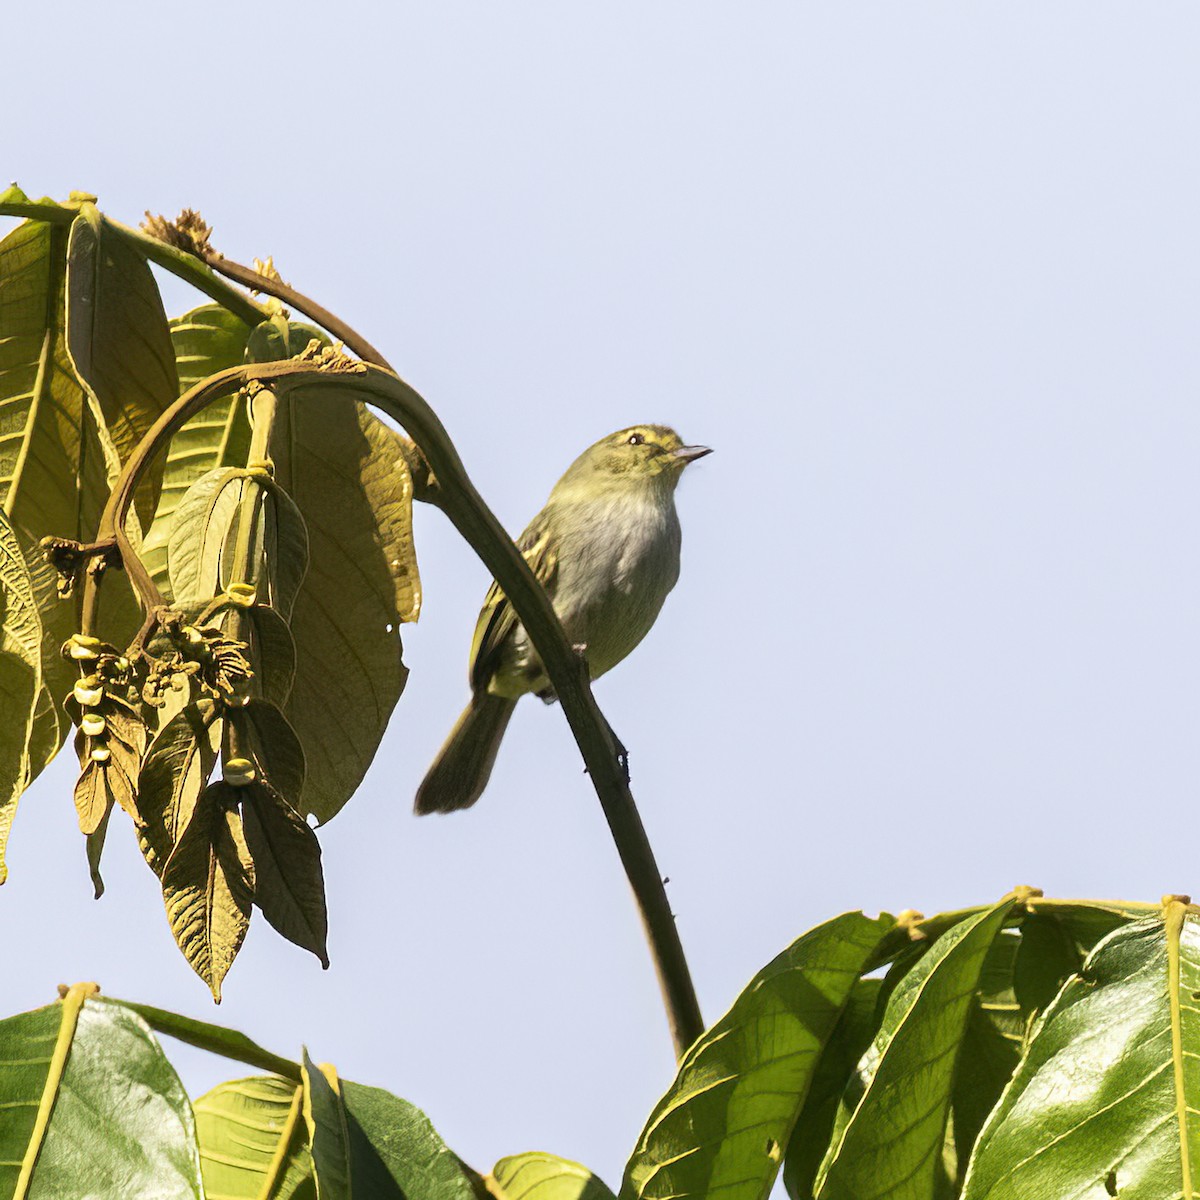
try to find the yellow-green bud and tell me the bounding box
[73,679,104,706]
[90,746,111,764]
[223,758,256,786]
[67,635,101,661]
[227,583,257,608]
[81,713,106,737]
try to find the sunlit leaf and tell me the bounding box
[272,387,418,821]
[302,1052,351,1200]
[489,1153,616,1200]
[814,898,1016,1200]
[161,781,255,1000]
[0,987,203,1197]
[167,466,245,603]
[622,911,895,1200]
[194,1074,314,1199]
[0,508,42,882]
[65,205,177,528]
[962,905,1200,1199]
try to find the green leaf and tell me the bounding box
[227,602,296,706]
[64,205,178,529]
[0,987,203,1198]
[621,911,895,1200]
[0,219,113,779]
[238,697,307,804]
[138,700,223,875]
[272,389,418,821]
[962,904,1200,1199]
[302,1052,352,1200]
[1011,911,1082,1021]
[260,476,310,619]
[194,1075,315,1199]
[815,896,1017,1200]
[167,466,245,603]
[68,695,144,835]
[161,780,255,1000]
[490,1153,616,1200]
[142,304,255,591]
[782,980,884,1200]
[0,508,42,883]
[242,778,329,967]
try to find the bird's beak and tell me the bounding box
[673,444,713,465]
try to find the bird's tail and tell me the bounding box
[414,692,517,814]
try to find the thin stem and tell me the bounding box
[100,358,704,1060]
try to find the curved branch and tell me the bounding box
[98,358,704,1059]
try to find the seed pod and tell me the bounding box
[90,746,111,764]
[223,758,256,787]
[80,713,106,737]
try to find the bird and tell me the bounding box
[415,424,711,814]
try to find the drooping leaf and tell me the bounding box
[64,205,177,528]
[86,799,113,898]
[814,897,1016,1200]
[782,980,883,1200]
[161,781,255,1000]
[194,1074,315,1200]
[242,778,329,967]
[260,477,309,619]
[68,694,145,834]
[0,986,203,1198]
[962,904,1200,1199]
[0,218,112,779]
[138,700,222,875]
[621,911,896,1200]
[489,1153,616,1200]
[225,602,296,706]
[0,508,42,882]
[237,697,306,804]
[142,304,256,591]
[1011,910,1082,1021]
[271,387,419,821]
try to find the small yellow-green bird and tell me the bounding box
[415,424,711,814]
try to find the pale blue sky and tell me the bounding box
[3,1,1199,1181]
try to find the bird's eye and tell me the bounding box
[627,433,644,446]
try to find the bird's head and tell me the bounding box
[561,425,712,493]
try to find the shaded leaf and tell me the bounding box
[225,602,296,706]
[242,778,329,967]
[272,387,418,821]
[1012,911,1082,1021]
[138,700,222,875]
[161,781,255,1000]
[782,980,883,1200]
[622,911,895,1200]
[490,1153,616,1200]
[0,987,203,1198]
[260,477,309,619]
[0,507,42,882]
[0,219,112,779]
[142,304,256,591]
[194,1074,315,1199]
[69,696,144,834]
[238,697,306,804]
[86,800,113,899]
[962,906,1200,1199]
[65,205,177,528]
[815,897,1016,1200]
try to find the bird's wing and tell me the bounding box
[469,510,559,692]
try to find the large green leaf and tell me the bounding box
[0,508,42,883]
[814,896,1016,1200]
[166,466,245,603]
[0,217,111,778]
[300,1054,475,1200]
[489,1153,616,1200]
[142,304,255,591]
[271,385,419,821]
[962,903,1200,1199]
[621,911,896,1200]
[0,987,203,1198]
[194,1075,314,1199]
[64,206,177,529]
